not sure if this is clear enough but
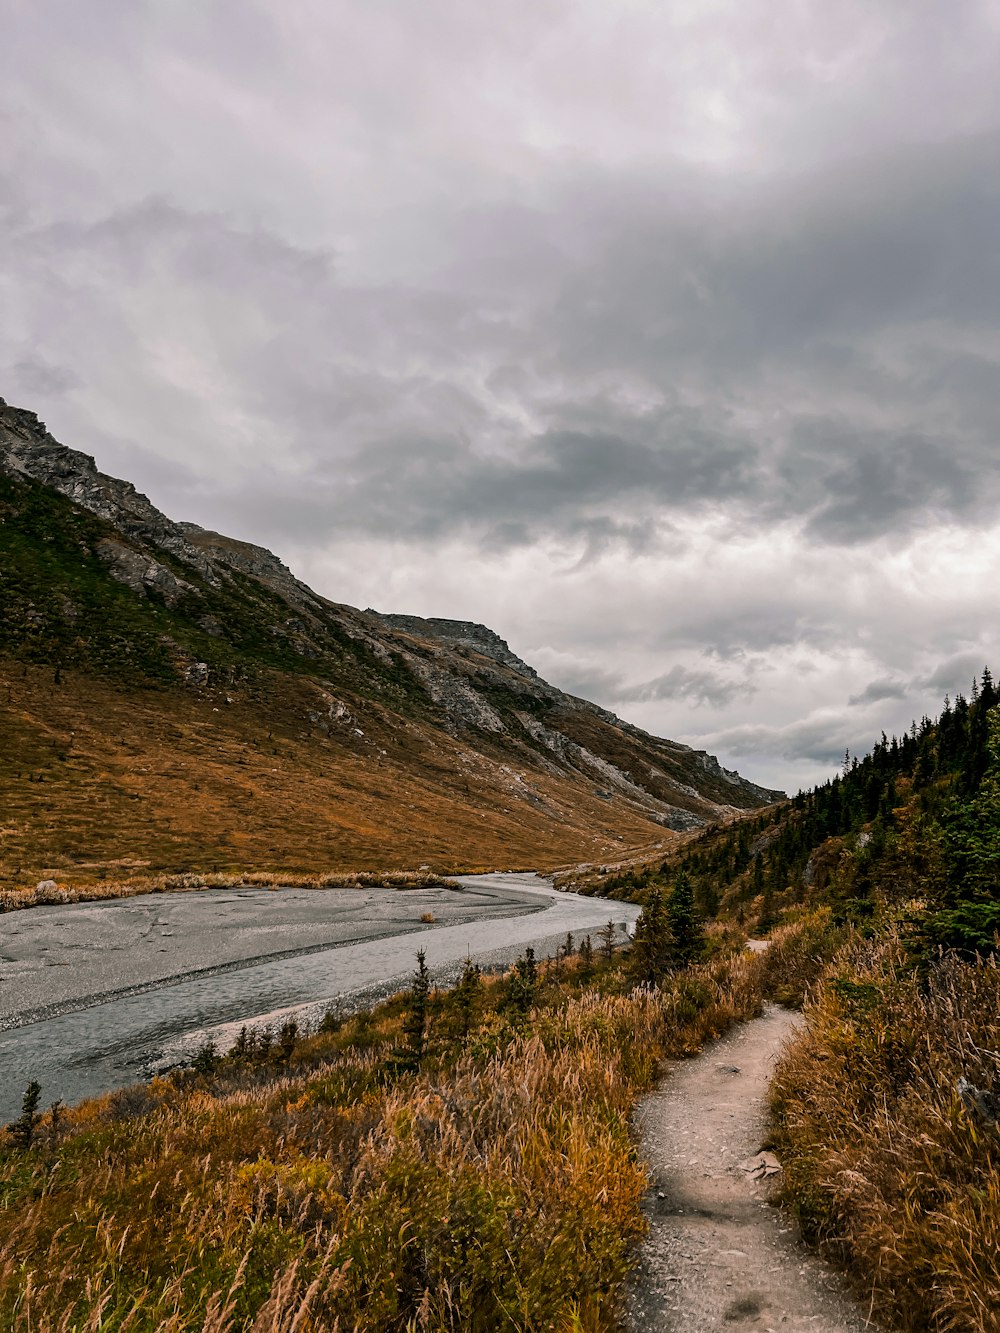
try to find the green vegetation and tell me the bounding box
[1,460,771,885]
[762,693,1000,1331]
[6,441,1000,1328]
[12,621,994,1329]
[400,948,432,1067]
[771,927,1000,1330]
[597,669,1000,944]
[5,1082,42,1151]
[0,471,180,683]
[0,468,425,710]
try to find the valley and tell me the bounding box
[2,395,998,1332]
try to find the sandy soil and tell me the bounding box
[627,1004,876,1332]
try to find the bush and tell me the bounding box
[752,908,845,1006]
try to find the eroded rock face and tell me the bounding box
[372,613,539,678]
[0,399,219,585]
[405,656,507,733]
[96,539,196,607]
[177,522,321,612]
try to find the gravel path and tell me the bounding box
[627,1004,876,1332]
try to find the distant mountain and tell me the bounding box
[0,396,782,881]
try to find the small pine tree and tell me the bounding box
[630,888,673,983]
[756,889,776,936]
[522,946,538,986]
[318,1008,343,1035]
[694,876,720,919]
[752,854,765,894]
[7,1080,42,1149]
[506,947,538,1020]
[599,919,618,961]
[402,949,431,1067]
[191,1039,218,1076]
[578,935,594,973]
[278,1019,298,1062]
[231,1025,253,1060]
[668,871,705,966]
[453,957,482,1040]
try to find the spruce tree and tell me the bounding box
[453,957,482,1040]
[599,919,618,961]
[7,1081,42,1149]
[630,887,673,983]
[402,949,431,1067]
[506,947,538,1021]
[667,870,705,965]
[278,1019,298,1063]
[191,1039,218,1076]
[578,935,594,974]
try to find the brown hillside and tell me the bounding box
[0,395,781,885]
[0,660,674,885]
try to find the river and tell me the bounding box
[0,873,638,1121]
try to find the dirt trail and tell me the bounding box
[626,1004,875,1332]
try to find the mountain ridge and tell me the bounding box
[0,395,781,881]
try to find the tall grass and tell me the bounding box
[0,925,792,1332]
[770,924,1000,1331]
[750,907,847,1007]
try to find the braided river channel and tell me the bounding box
[0,873,639,1121]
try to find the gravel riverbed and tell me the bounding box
[0,872,638,1119]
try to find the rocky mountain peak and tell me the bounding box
[369,612,539,678]
[1,393,783,842]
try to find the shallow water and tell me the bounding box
[0,873,638,1119]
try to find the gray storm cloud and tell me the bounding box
[3,0,1000,790]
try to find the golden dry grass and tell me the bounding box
[0,869,452,914]
[770,924,1000,1332]
[0,928,788,1332]
[0,659,681,888]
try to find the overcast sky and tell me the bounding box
[4,1,1000,792]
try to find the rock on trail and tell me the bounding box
[627,1004,875,1332]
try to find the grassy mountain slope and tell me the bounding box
[0,397,780,885]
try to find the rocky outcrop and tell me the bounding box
[178,523,322,612]
[371,613,539,679]
[0,398,219,585]
[95,539,196,607]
